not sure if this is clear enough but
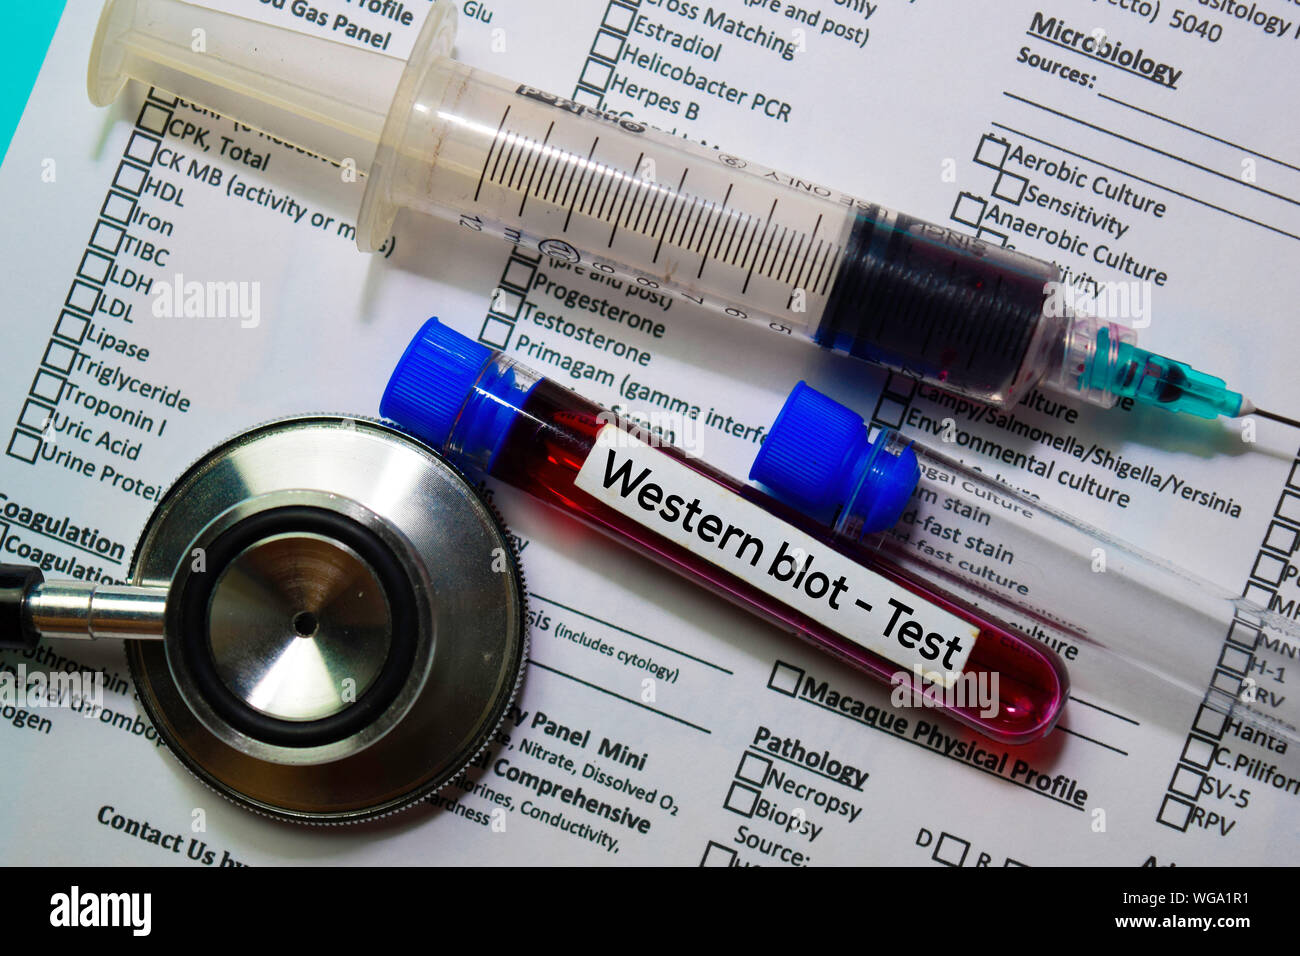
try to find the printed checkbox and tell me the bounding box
[479,316,514,350]
[950,192,986,228]
[490,287,524,321]
[976,226,1009,246]
[874,396,906,429]
[113,160,149,195]
[933,832,970,867]
[101,191,137,225]
[1251,552,1288,586]
[1193,704,1228,739]
[1263,525,1300,563]
[125,131,160,165]
[501,258,537,292]
[1218,644,1253,675]
[54,311,90,345]
[1226,619,1259,650]
[724,781,760,817]
[602,1,636,33]
[6,429,41,464]
[18,400,53,432]
[1242,582,1274,610]
[1180,735,1216,769]
[767,661,804,696]
[580,60,614,90]
[136,102,172,136]
[90,221,126,255]
[1157,795,1194,831]
[1264,521,1299,555]
[1234,605,1263,628]
[1210,668,1243,697]
[66,281,101,315]
[700,842,736,867]
[1003,858,1027,867]
[1277,491,1300,524]
[78,250,114,284]
[571,88,603,107]
[30,370,65,404]
[736,752,771,787]
[592,29,625,62]
[884,372,918,400]
[1169,765,1206,799]
[147,88,177,107]
[1288,460,1300,491]
[42,340,78,374]
[992,170,1028,203]
[973,135,1009,169]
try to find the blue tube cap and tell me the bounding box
[382,318,532,470]
[381,317,491,451]
[751,382,919,536]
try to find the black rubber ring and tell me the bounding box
[0,564,45,651]
[175,506,419,748]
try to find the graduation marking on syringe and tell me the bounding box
[518,121,553,216]
[475,104,512,202]
[476,126,842,298]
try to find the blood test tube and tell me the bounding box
[381,319,1068,744]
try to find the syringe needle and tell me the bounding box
[1238,399,1300,428]
[1251,408,1300,429]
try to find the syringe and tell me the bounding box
[88,0,1298,427]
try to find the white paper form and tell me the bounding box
[1,0,1296,865]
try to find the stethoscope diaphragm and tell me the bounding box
[5,416,528,824]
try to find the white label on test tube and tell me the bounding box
[574,425,977,684]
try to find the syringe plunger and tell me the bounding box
[88,0,438,172]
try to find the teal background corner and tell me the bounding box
[1,2,70,165]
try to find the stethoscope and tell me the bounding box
[0,416,527,824]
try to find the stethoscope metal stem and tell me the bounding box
[25,581,167,642]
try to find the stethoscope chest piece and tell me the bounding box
[124,416,526,823]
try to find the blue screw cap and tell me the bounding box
[751,382,919,536]
[381,317,491,451]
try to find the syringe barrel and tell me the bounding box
[363,47,1063,404]
[755,383,1300,744]
[89,0,1068,407]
